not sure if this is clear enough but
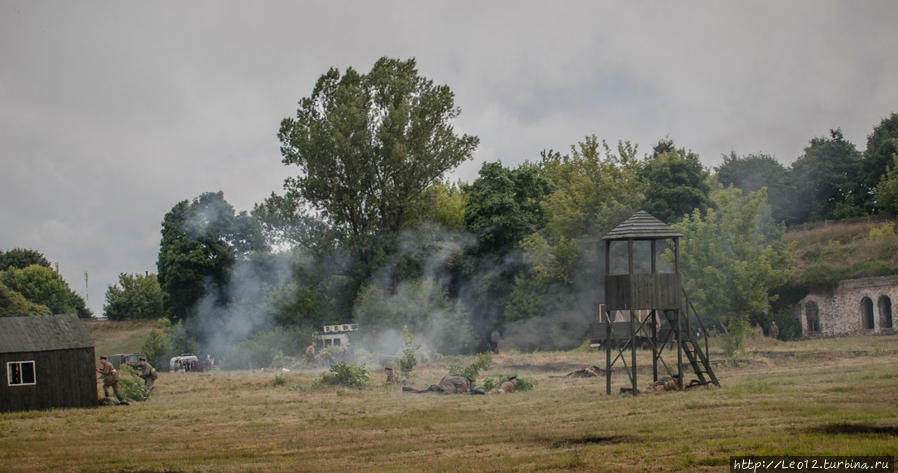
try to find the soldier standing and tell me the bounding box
[97,356,123,402]
[136,358,158,394]
[304,343,316,365]
[769,321,779,339]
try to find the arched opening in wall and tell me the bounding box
[805,301,820,334]
[879,296,893,329]
[861,297,875,330]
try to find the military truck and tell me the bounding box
[107,353,146,370]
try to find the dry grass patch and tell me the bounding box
[2,334,898,472]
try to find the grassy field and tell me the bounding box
[1,331,897,472]
[82,319,159,357]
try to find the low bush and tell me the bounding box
[448,352,493,380]
[316,362,370,389]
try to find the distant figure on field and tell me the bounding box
[769,321,779,339]
[304,343,316,365]
[97,355,123,402]
[384,367,398,384]
[567,366,603,378]
[404,375,474,394]
[136,358,158,394]
[644,375,679,393]
[488,376,518,394]
[98,395,129,406]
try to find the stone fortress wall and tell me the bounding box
[797,275,897,337]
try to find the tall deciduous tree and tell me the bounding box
[715,152,794,223]
[103,273,164,321]
[0,248,51,271]
[672,187,791,354]
[156,191,265,322]
[862,112,898,206]
[639,139,711,224]
[0,264,89,316]
[0,280,51,316]
[790,129,864,222]
[278,57,479,246]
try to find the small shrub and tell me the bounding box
[448,352,493,380]
[118,366,149,401]
[316,362,370,389]
[479,374,534,392]
[398,327,421,379]
[271,374,287,387]
[868,222,896,241]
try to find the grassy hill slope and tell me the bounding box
[785,217,898,290]
[82,318,160,357]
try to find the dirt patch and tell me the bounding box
[809,423,898,436]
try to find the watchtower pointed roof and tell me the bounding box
[602,210,682,240]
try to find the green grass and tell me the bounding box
[2,333,897,472]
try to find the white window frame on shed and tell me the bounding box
[7,360,36,386]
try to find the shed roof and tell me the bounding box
[602,211,683,240]
[0,314,94,353]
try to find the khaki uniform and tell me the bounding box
[304,344,316,364]
[567,366,603,378]
[489,379,518,394]
[97,359,122,400]
[437,375,473,394]
[137,362,158,394]
[644,376,679,393]
[769,322,779,339]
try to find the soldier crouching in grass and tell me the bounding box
[136,357,158,394]
[97,355,124,403]
[488,375,518,394]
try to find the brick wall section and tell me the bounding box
[798,275,898,337]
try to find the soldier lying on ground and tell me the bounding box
[566,365,604,378]
[403,375,476,394]
[98,396,129,406]
[643,375,679,393]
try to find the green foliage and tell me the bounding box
[0,264,89,316]
[0,248,51,271]
[715,152,794,224]
[156,191,265,323]
[0,280,51,316]
[672,186,792,351]
[104,273,164,320]
[118,366,150,401]
[141,327,170,368]
[479,374,534,392]
[868,222,896,241]
[862,113,898,202]
[719,317,749,357]
[639,139,711,224]
[397,327,421,379]
[874,155,898,216]
[316,362,370,389]
[423,181,467,231]
[278,57,478,243]
[790,129,865,222]
[504,137,643,330]
[448,352,493,380]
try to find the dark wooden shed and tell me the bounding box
[0,314,97,412]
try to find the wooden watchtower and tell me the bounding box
[601,211,718,395]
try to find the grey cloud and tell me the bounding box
[2,1,897,314]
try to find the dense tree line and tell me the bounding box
[0,248,91,317]
[139,58,898,362]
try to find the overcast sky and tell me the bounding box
[2,1,897,315]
